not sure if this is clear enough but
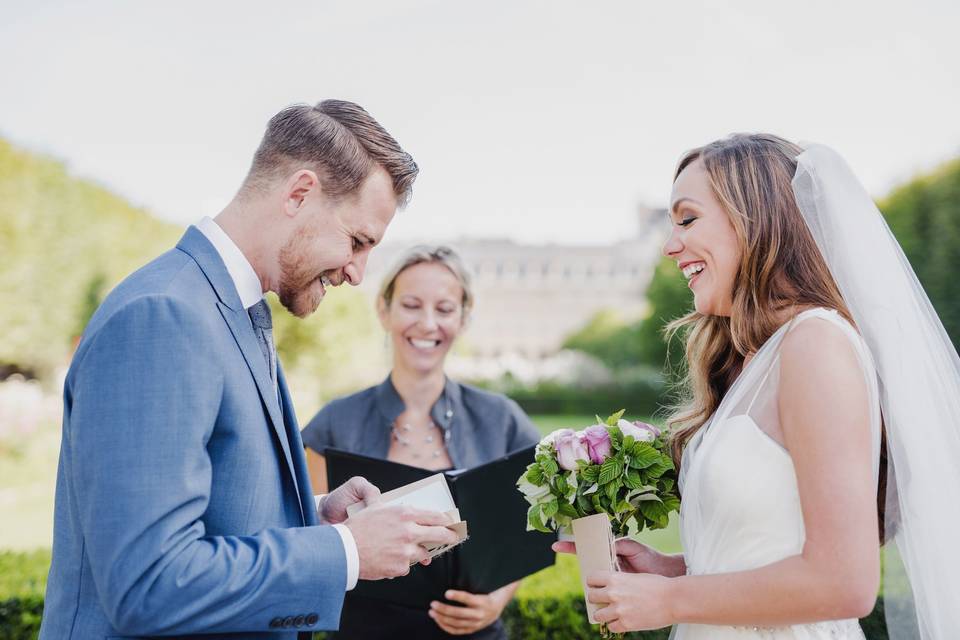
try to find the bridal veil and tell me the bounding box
[793,145,960,639]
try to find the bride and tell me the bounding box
[555,134,960,638]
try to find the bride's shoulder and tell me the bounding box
[779,308,866,385]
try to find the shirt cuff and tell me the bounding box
[332,523,360,591]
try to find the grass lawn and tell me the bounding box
[0,424,60,551]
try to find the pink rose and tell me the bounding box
[581,425,612,464]
[555,430,590,471]
[617,419,660,442]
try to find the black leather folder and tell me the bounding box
[325,445,556,609]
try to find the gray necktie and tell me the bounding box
[248,299,278,392]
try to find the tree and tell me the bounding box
[563,257,692,374]
[0,136,386,406]
[880,158,960,349]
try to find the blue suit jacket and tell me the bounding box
[40,227,347,639]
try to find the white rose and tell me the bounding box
[617,418,657,442]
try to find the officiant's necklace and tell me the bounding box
[391,394,453,460]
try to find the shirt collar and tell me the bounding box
[196,216,264,309]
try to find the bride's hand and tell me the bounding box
[587,570,675,632]
[552,539,683,576]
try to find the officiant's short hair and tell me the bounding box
[242,100,419,206]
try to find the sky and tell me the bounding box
[1,0,958,246]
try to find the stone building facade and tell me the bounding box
[361,207,668,372]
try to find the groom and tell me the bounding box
[39,100,458,639]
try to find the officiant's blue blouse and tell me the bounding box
[302,375,539,467]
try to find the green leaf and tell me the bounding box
[576,494,593,514]
[604,480,619,502]
[542,499,559,519]
[606,426,623,448]
[615,500,632,513]
[646,460,671,478]
[622,434,635,450]
[627,443,660,469]
[605,409,626,426]
[599,458,623,484]
[553,474,568,495]
[624,469,643,490]
[591,493,604,513]
[540,457,559,477]
[525,464,544,485]
[526,505,550,533]
[558,501,579,518]
[639,500,668,522]
[662,494,681,513]
[659,477,675,493]
[580,464,600,484]
[630,515,645,535]
[626,487,661,505]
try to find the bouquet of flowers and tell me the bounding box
[517,411,679,637]
[517,410,680,539]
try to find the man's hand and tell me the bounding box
[345,505,459,580]
[318,476,380,525]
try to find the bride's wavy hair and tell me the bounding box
[664,133,891,542]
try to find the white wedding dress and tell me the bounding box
[671,308,882,640]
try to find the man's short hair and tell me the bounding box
[243,100,418,206]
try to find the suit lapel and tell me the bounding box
[218,302,303,510]
[176,227,304,512]
[278,364,314,526]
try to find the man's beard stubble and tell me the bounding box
[277,226,328,319]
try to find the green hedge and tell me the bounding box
[1,551,888,639]
[503,374,666,418]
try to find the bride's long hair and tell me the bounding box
[665,133,890,540]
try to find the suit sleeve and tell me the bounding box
[68,295,347,635]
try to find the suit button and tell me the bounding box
[269,617,283,629]
[283,616,295,627]
[305,613,319,626]
[293,615,306,627]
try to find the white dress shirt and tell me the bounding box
[196,216,359,590]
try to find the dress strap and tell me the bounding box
[743,308,847,414]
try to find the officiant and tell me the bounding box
[302,245,540,639]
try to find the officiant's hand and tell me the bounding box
[346,506,459,580]
[587,570,675,632]
[552,539,686,577]
[318,476,381,524]
[428,583,517,635]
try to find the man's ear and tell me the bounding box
[282,170,321,219]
